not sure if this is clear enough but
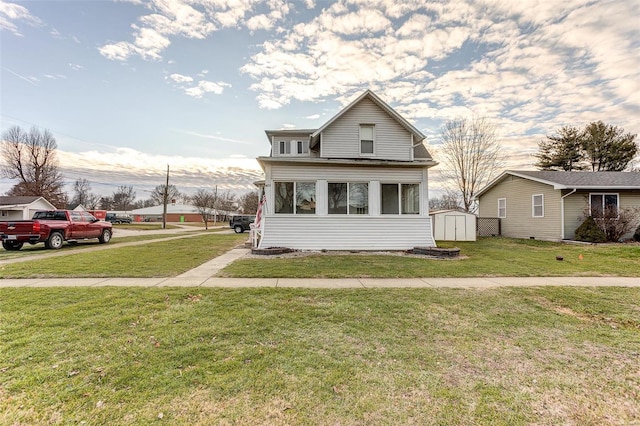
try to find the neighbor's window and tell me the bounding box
[328,183,369,214]
[532,194,544,217]
[590,193,618,218]
[498,198,506,218]
[297,140,309,154]
[381,183,419,214]
[360,124,375,155]
[275,181,315,214]
[278,141,290,155]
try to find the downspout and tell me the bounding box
[560,189,577,240]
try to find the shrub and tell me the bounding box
[575,216,607,243]
[634,224,640,242]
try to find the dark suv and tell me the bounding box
[106,213,132,224]
[229,215,255,233]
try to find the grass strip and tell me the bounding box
[0,233,246,278]
[220,237,640,278]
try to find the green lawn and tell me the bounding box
[1,286,638,425]
[220,237,640,278]
[0,233,247,278]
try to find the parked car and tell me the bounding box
[229,215,255,233]
[106,213,132,224]
[0,210,113,250]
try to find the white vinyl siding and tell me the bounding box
[498,198,506,218]
[259,216,435,250]
[532,194,544,217]
[321,97,412,161]
[271,134,313,158]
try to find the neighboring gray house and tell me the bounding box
[476,170,640,241]
[256,89,438,250]
[0,196,56,220]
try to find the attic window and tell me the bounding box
[279,141,290,155]
[360,124,375,155]
[297,140,308,154]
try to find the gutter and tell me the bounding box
[560,189,577,239]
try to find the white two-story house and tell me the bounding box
[256,90,438,250]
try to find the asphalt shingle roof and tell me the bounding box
[511,171,640,188]
[0,196,42,206]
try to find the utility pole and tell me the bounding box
[162,164,169,229]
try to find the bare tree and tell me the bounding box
[429,190,461,211]
[112,185,136,211]
[215,189,237,219]
[191,189,215,230]
[240,190,260,214]
[70,178,100,209]
[439,117,502,212]
[1,125,67,207]
[150,184,181,205]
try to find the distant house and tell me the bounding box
[0,196,56,220]
[476,171,640,241]
[256,89,438,250]
[129,203,236,223]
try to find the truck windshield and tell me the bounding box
[33,211,67,220]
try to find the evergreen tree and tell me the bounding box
[581,121,638,171]
[534,126,585,171]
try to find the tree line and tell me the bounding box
[0,125,261,214]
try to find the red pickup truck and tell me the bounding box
[0,210,113,251]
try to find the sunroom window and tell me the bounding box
[328,183,369,214]
[381,183,420,214]
[275,182,315,214]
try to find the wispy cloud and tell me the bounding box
[1,66,39,86]
[98,0,291,62]
[57,147,263,196]
[0,1,42,36]
[171,129,252,145]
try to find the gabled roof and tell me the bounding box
[477,170,640,197]
[0,196,46,206]
[309,89,426,148]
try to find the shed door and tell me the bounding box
[444,215,466,241]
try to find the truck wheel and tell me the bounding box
[234,225,244,233]
[2,241,23,251]
[99,229,112,244]
[46,232,64,250]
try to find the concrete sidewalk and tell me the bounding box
[0,276,638,288]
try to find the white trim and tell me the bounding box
[532,194,544,217]
[498,198,506,218]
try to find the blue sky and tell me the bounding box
[1,0,638,199]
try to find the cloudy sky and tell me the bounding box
[1,0,638,199]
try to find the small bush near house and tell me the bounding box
[575,216,607,243]
[634,224,640,242]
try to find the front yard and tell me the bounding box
[1,286,638,425]
[220,237,640,278]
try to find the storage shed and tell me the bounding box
[430,209,477,241]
